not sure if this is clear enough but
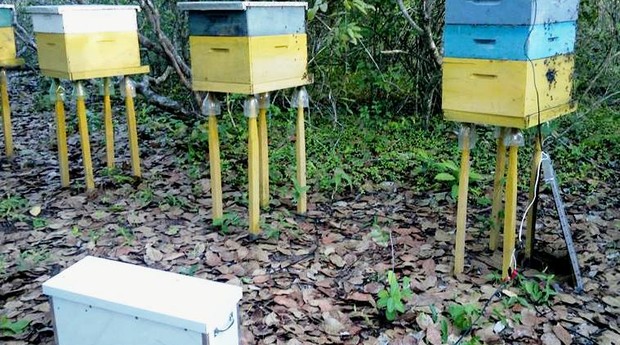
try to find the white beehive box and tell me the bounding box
[43,256,242,345]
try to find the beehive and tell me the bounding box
[178,1,310,94]
[442,0,579,128]
[0,5,23,67]
[26,5,149,80]
[44,256,243,345]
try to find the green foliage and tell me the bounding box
[518,274,557,305]
[433,160,484,199]
[376,271,412,321]
[448,303,481,331]
[213,213,241,235]
[32,217,48,229]
[116,227,135,246]
[440,318,449,343]
[16,249,50,272]
[0,195,28,219]
[0,317,30,336]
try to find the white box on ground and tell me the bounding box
[42,256,242,345]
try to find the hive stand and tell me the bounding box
[179,1,312,234]
[27,5,150,191]
[0,5,25,158]
[443,0,579,278]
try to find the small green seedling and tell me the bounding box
[213,213,241,235]
[116,227,135,246]
[0,195,28,219]
[519,274,557,305]
[434,160,483,199]
[0,317,30,335]
[448,303,481,331]
[292,177,310,204]
[376,271,412,321]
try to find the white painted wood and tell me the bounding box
[27,6,138,34]
[43,256,243,335]
[178,1,308,11]
[0,5,15,10]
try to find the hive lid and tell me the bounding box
[26,5,141,14]
[43,256,243,333]
[178,1,308,11]
[0,5,15,10]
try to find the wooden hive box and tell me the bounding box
[43,256,243,345]
[26,5,149,80]
[445,0,579,26]
[0,5,24,67]
[178,1,310,94]
[442,54,576,129]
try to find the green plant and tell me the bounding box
[16,249,50,271]
[519,274,557,305]
[32,217,48,229]
[0,316,30,336]
[0,195,28,219]
[464,335,483,345]
[133,187,154,206]
[376,271,412,321]
[213,213,241,235]
[440,318,449,343]
[370,225,390,247]
[330,167,353,199]
[180,264,199,276]
[434,161,484,199]
[88,229,104,244]
[448,303,481,331]
[0,255,6,277]
[116,227,135,246]
[102,167,134,184]
[263,223,281,240]
[292,178,310,204]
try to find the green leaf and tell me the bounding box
[435,172,456,182]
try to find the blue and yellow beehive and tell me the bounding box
[178,1,310,94]
[26,5,149,80]
[442,0,580,128]
[0,5,23,67]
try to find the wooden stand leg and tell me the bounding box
[490,128,507,250]
[295,93,307,214]
[454,126,471,275]
[103,77,115,169]
[54,80,70,187]
[246,97,260,234]
[258,93,270,209]
[0,69,14,158]
[123,77,141,178]
[502,143,519,278]
[75,81,95,191]
[525,135,543,259]
[208,114,223,223]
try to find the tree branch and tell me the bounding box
[395,0,442,66]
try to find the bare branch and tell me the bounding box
[395,0,442,66]
[134,75,196,121]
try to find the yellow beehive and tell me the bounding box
[442,54,576,129]
[0,5,23,67]
[179,1,310,94]
[27,5,149,80]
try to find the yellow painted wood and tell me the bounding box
[248,116,260,234]
[490,128,507,251]
[502,144,519,279]
[124,77,141,178]
[0,58,25,68]
[296,102,307,214]
[258,105,270,209]
[189,34,310,93]
[525,135,543,259]
[34,32,148,80]
[0,69,13,157]
[208,115,223,223]
[75,82,95,191]
[54,81,70,187]
[103,77,115,169]
[442,56,576,128]
[443,102,577,129]
[454,127,470,275]
[0,27,17,62]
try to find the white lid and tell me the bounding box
[26,5,141,15]
[43,256,242,333]
[178,1,308,11]
[0,5,15,10]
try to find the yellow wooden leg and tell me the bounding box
[490,128,507,250]
[247,100,260,234]
[75,81,95,191]
[454,126,471,275]
[54,80,70,187]
[123,77,141,178]
[103,77,115,169]
[208,114,223,222]
[0,69,14,158]
[295,96,307,214]
[258,93,270,209]
[525,135,543,259]
[502,143,519,278]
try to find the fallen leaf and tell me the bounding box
[145,247,163,262]
[29,205,41,216]
[552,324,572,345]
[541,332,561,345]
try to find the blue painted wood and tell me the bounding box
[188,6,305,36]
[445,0,579,25]
[0,8,13,27]
[444,22,576,60]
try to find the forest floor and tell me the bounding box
[1,73,619,345]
